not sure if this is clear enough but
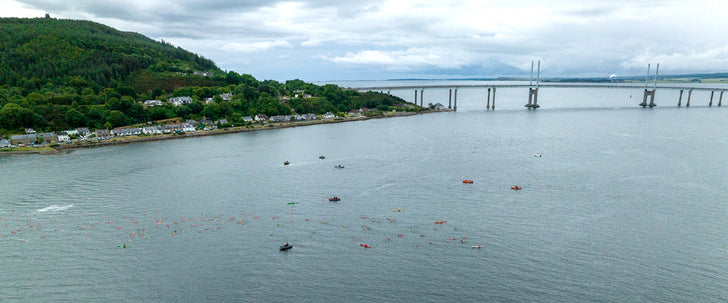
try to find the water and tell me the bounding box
[1,82,727,302]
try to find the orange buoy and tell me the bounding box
[462,180,473,184]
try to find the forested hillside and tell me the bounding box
[0,17,415,135]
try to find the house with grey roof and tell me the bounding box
[10,134,36,145]
[36,132,58,144]
[242,116,253,123]
[0,139,11,148]
[269,115,287,123]
[142,125,163,135]
[76,128,90,136]
[168,96,193,106]
[95,129,110,140]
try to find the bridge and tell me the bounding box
[351,62,727,110]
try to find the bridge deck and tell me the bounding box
[353,83,726,91]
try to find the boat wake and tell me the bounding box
[36,204,74,212]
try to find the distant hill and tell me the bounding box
[0,17,222,92]
[0,17,414,134]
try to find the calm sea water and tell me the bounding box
[1,82,727,302]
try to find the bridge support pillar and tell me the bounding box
[454,89,458,111]
[719,91,723,107]
[448,89,452,109]
[525,88,540,109]
[687,89,692,107]
[414,90,417,106]
[487,88,491,110]
[640,89,656,107]
[709,91,714,106]
[491,87,496,110]
[678,90,683,106]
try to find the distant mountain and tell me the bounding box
[0,17,223,92]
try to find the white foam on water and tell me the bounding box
[36,204,74,212]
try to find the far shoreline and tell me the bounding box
[1,109,452,156]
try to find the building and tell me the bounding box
[142,125,163,135]
[144,100,164,107]
[242,116,253,123]
[95,129,110,140]
[255,114,268,122]
[76,128,91,137]
[220,93,233,101]
[9,134,36,145]
[0,139,11,148]
[322,112,335,119]
[36,132,58,144]
[57,132,70,142]
[168,96,193,106]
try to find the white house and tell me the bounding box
[0,139,11,148]
[255,114,268,122]
[182,123,196,132]
[142,125,163,135]
[57,132,70,142]
[144,100,164,107]
[168,96,193,106]
[322,112,335,119]
[242,116,253,122]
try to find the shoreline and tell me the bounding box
[1,109,451,156]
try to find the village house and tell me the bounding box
[36,132,58,144]
[269,115,286,123]
[0,139,12,148]
[110,128,142,137]
[242,116,253,123]
[95,129,110,140]
[10,134,36,145]
[301,113,316,120]
[204,97,214,104]
[255,114,268,122]
[57,132,70,143]
[25,128,36,134]
[144,100,164,107]
[142,125,163,135]
[182,124,196,132]
[220,93,233,101]
[168,96,193,106]
[215,119,228,125]
[65,129,79,136]
[77,128,91,137]
[322,112,335,119]
[200,118,213,126]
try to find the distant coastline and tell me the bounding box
[0,109,451,156]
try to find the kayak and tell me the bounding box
[280,244,293,251]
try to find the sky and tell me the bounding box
[4,0,728,81]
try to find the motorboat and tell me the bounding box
[319,155,325,159]
[534,153,542,157]
[329,196,341,202]
[462,180,473,184]
[511,186,522,190]
[284,161,290,165]
[335,164,344,169]
[280,243,293,251]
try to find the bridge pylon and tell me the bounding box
[525,87,540,109]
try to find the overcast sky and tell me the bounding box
[4,0,728,81]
